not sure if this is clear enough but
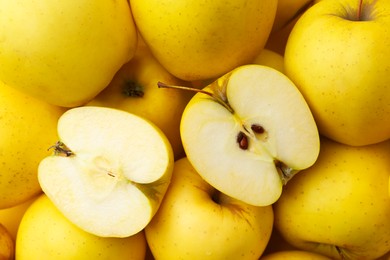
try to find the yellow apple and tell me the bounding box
[265,15,299,56]
[0,81,64,209]
[0,195,38,240]
[262,228,298,256]
[284,0,390,146]
[177,65,320,206]
[261,250,332,260]
[271,0,314,32]
[145,157,274,260]
[274,137,390,259]
[87,44,193,160]
[38,106,174,238]
[130,0,278,81]
[16,194,146,260]
[0,0,137,107]
[252,48,285,74]
[0,223,14,260]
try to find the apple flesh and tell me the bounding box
[38,106,174,237]
[178,64,320,206]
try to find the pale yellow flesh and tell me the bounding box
[39,107,173,237]
[181,65,319,206]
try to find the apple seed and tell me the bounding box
[251,124,265,134]
[236,131,249,150]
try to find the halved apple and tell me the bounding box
[179,64,320,206]
[38,106,174,237]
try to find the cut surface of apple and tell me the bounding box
[180,64,320,206]
[38,106,174,237]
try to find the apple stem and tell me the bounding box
[357,0,363,20]
[157,81,234,113]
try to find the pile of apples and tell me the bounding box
[0,0,389,259]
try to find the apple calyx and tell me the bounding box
[122,80,144,97]
[48,141,74,157]
[158,80,297,185]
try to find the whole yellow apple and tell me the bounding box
[16,194,146,260]
[0,0,137,107]
[284,0,390,145]
[0,81,64,209]
[0,223,14,260]
[145,157,274,260]
[0,195,38,240]
[265,15,299,56]
[271,0,314,32]
[252,48,285,74]
[87,44,193,160]
[130,0,278,81]
[274,137,390,259]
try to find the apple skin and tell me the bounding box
[16,194,146,260]
[130,0,278,81]
[284,0,390,146]
[87,44,193,160]
[274,137,390,259]
[145,157,274,260]
[0,81,65,209]
[0,0,137,107]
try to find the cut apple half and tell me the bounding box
[179,64,320,206]
[38,106,174,237]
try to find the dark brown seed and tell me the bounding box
[251,124,265,134]
[237,132,248,150]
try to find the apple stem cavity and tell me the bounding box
[48,141,74,157]
[157,81,234,113]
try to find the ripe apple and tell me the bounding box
[145,157,274,260]
[265,15,299,56]
[261,250,332,260]
[0,81,64,209]
[0,195,39,240]
[271,0,314,32]
[130,0,278,81]
[87,44,193,160]
[252,48,285,74]
[16,194,146,260]
[0,0,137,107]
[274,137,390,259]
[0,223,14,260]
[284,0,390,146]
[38,106,174,237]
[168,64,320,206]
